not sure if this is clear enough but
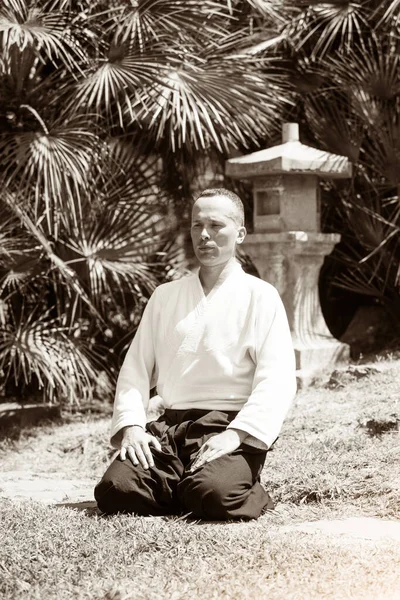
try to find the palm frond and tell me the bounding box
[305,89,365,162]
[128,58,290,151]
[360,119,400,186]
[0,253,42,298]
[103,141,171,216]
[0,210,24,260]
[331,184,400,318]
[286,1,369,58]
[0,113,102,233]
[0,0,88,72]
[304,38,400,185]
[61,206,168,302]
[328,39,400,101]
[54,138,178,309]
[97,0,232,48]
[374,0,400,28]
[341,193,397,251]
[3,193,104,324]
[72,41,173,124]
[0,205,42,296]
[239,0,290,22]
[0,305,106,403]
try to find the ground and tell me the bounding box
[0,355,399,599]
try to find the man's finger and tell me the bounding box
[200,450,216,465]
[142,443,155,469]
[135,445,149,469]
[190,455,207,472]
[191,446,225,471]
[127,446,139,466]
[149,437,162,452]
[120,447,127,461]
[189,452,203,470]
[193,443,207,460]
[189,440,213,471]
[205,450,223,464]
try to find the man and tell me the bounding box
[95,188,296,520]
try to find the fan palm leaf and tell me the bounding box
[99,0,231,48]
[128,59,289,151]
[286,1,369,58]
[360,119,400,186]
[374,0,400,27]
[321,41,400,184]
[72,42,173,125]
[73,2,290,141]
[0,305,106,402]
[327,39,400,101]
[52,138,178,309]
[0,252,42,298]
[331,182,400,322]
[237,0,289,20]
[0,113,101,234]
[0,0,87,71]
[0,206,42,295]
[304,89,366,162]
[333,248,400,317]
[60,204,171,306]
[106,138,167,204]
[3,193,104,323]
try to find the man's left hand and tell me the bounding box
[190,428,247,472]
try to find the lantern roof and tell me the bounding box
[226,123,352,180]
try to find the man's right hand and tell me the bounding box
[119,425,162,470]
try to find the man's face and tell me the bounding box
[191,195,246,268]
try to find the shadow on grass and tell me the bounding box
[54,502,211,524]
[55,500,101,517]
[54,502,181,521]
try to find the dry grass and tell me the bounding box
[1,359,400,599]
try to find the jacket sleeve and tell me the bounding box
[227,286,296,449]
[110,289,159,448]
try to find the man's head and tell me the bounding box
[191,188,247,268]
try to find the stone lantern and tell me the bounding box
[226,123,352,385]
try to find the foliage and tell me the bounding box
[3,0,399,401]
[0,142,179,401]
[0,0,291,402]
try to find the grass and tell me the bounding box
[1,358,400,599]
[1,501,400,600]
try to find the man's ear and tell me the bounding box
[236,226,247,244]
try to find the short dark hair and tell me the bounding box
[193,188,245,227]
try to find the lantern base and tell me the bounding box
[294,338,350,388]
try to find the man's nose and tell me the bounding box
[200,227,210,240]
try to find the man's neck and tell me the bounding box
[199,258,238,296]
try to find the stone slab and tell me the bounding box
[281,517,400,541]
[0,471,97,504]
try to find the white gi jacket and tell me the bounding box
[111,261,296,449]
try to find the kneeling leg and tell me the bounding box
[95,449,183,516]
[177,449,273,521]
